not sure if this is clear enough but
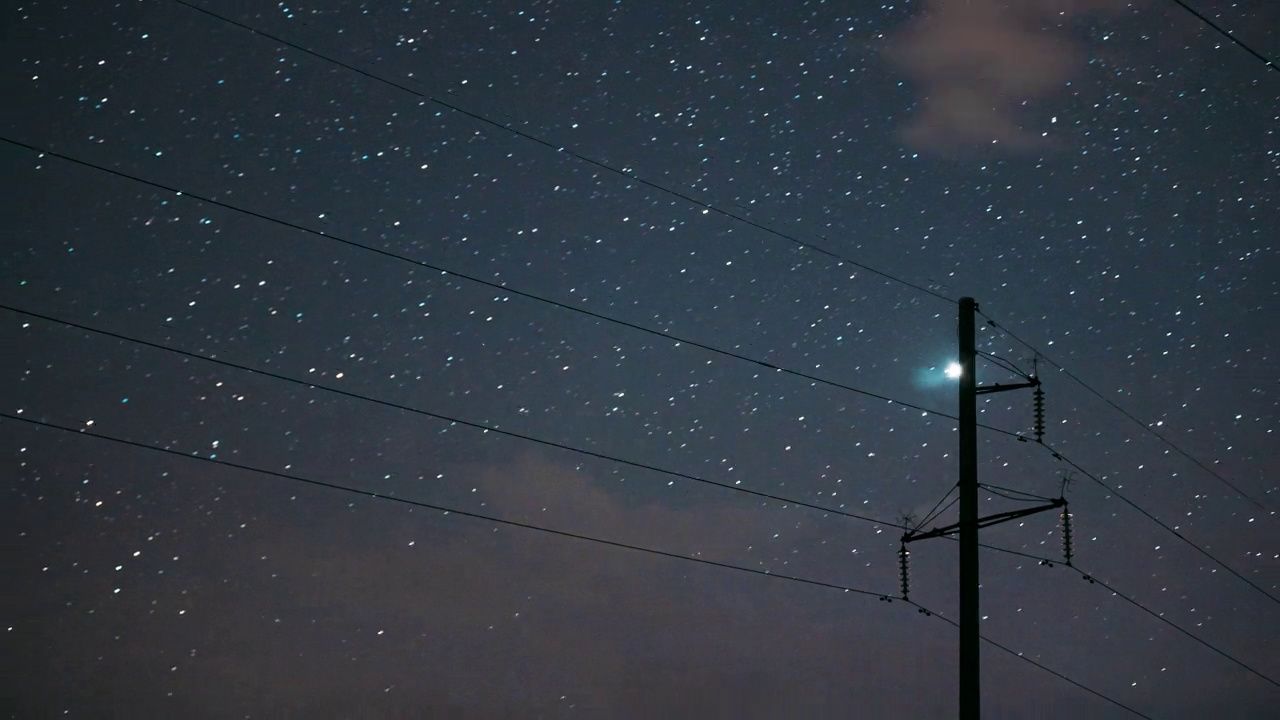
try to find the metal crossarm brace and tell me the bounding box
[902,498,1066,544]
[975,379,1040,395]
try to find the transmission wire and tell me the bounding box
[1039,440,1279,606]
[2,136,1019,440]
[979,310,1270,510]
[973,542,1278,687]
[1165,0,1280,73]
[167,0,956,305]
[12,135,1275,658]
[26,137,1262,611]
[2,303,906,531]
[13,1,1274,700]
[909,603,1155,719]
[0,411,890,599]
[164,0,1275,518]
[9,408,1183,712]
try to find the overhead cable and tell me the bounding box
[167,0,956,305]
[980,310,1270,510]
[1165,0,1279,73]
[1,136,1024,438]
[2,303,903,530]
[1036,441,1279,605]
[975,542,1278,688]
[4,409,1174,714]
[0,411,889,599]
[914,605,1155,718]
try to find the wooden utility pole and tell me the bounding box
[958,297,980,719]
[902,297,1063,720]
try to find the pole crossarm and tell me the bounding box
[902,499,1066,543]
[975,379,1040,395]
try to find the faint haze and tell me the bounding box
[885,0,1138,152]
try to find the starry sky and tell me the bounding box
[4,0,1278,717]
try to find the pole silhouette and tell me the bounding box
[903,298,1063,718]
[958,297,980,719]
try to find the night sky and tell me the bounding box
[4,0,1278,717]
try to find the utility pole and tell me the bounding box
[958,297,979,720]
[901,296,1066,720]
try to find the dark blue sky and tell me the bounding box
[5,0,1277,717]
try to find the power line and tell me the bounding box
[23,135,1265,609]
[1165,0,1280,73]
[10,332,1268,701]
[911,602,1155,719]
[1040,441,1279,606]
[975,543,1278,688]
[1086,569,1278,687]
[0,294,1070,563]
[8,408,1162,713]
[159,0,1271,516]
[35,291,1268,628]
[974,542,1058,565]
[12,4,1269,704]
[12,154,1274,691]
[13,21,1272,684]
[979,310,1270,510]
[1,136,1026,439]
[164,0,1280,605]
[166,0,956,306]
[20,308,1264,698]
[2,303,905,531]
[976,316,1276,603]
[15,138,1274,627]
[0,411,891,600]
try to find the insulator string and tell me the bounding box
[1033,386,1046,442]
[899,542,911,601]
[1062,503,1074,567]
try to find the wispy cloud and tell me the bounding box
[885,0,1134,152]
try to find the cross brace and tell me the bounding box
[902,498,1065,543]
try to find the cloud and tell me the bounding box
[57,453,902,717]
[885,0,1134,152]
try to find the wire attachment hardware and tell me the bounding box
[898,542,911,601]
[1033,385,1046,442]
[1061,502,1074,567]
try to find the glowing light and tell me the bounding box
[945,362,963,379]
